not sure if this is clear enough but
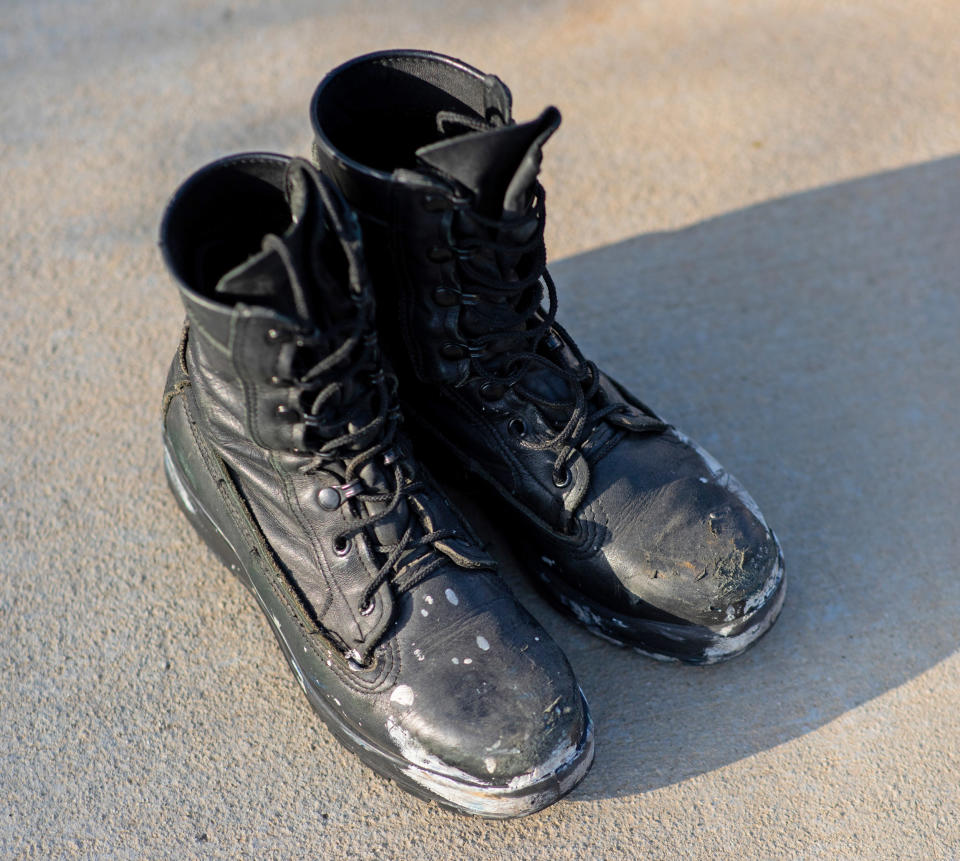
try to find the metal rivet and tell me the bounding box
[317,487,341,510]
[508,418,527,437]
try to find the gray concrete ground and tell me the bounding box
[2,1,959,857]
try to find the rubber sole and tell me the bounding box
[527,547,787,665]
[162,437,595,818]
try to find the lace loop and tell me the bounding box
[264,180,471,622]
[440,183,649,482]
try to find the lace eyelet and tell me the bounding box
[553,467,572,488]
[265,328,284,342]
[359,597,376,616]
[508,418,527,438]
[275,404,298,420]
[479,381,506,401]
[333,536,352,556]
[440,342,466,360]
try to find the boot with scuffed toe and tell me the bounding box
[158,153,593,817]
[309,51,786,664]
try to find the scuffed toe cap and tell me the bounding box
[617,475,780,625]
[374,570,591,809]
[581,429,784,628]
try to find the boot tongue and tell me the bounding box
[213,159,354,330]
[415,106,560,217]
[419,107,578,420]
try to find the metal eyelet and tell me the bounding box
[275,404,297,419]
[265,328,284,342]
[543,330,563,351]
[479,381,506,401]
[359,597,376,616]
[553,467,572,488]
[333,536,352,556]
[440,342,466,360]
[508,418,527,437]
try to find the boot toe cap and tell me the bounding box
[536,429,785,662]
[375,578,593,814]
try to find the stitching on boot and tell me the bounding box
[182,391,397,692]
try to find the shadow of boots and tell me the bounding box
[447,154,960,800]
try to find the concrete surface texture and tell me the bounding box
[2,0,958,857]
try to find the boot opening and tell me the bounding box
[314,53,504,173]
[162,155,291,295]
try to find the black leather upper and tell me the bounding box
[310,51,783,634]
[159,152,588,788]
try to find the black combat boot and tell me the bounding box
[158,153,593,817]
[309,51,786,664]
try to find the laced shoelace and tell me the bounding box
[263,188,457,616]
[441,184,635,486]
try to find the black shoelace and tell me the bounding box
[441,183,635,487]
[265,175,460,618]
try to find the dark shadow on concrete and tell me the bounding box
[449,154,960,800]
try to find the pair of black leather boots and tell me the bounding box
[159,50,785,818]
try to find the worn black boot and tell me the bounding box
[310,51,786,664]
[158,153,593,817]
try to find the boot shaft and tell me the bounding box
[160,153,376,453]
[310,50,561,389]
